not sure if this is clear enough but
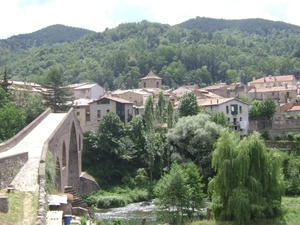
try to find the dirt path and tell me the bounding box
[22,192,37,225]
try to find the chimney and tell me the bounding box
[252,76,256,81]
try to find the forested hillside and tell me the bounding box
[1,19,300,90]
[0,24,95,50]
[177,17,300,34]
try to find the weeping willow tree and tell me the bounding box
[209,130,285,225]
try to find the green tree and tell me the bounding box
[260,98,276,120]
[226,69,239,84]
[0,87,9,108]
[0,68,11,93]
[211,111,229,127]
[249,100,262,119]
[0,104,25,142]
[209,130,285,224]
[22,94,46,125]
[185,162,205,218]
[167,113,222,188]
[178,92,200,117]
[41,66,74,112]
[155,91,166,124]
[143,95,155,130]
[154,163,192,225]
[166,99,174,128]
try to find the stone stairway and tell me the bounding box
[64,186,90,212]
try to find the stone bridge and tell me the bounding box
[0,108,99,222]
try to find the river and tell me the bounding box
[95,200,157,225]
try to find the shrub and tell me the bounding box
[286,132,295,141]
[128,189,148,202]
[96,196,127,208]
[275,135,282,141]
[261,130,269,140]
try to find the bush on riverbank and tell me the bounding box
[84,187,150,208]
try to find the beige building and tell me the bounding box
[247,85,297,103]
[248,75,297,89]
[140,71,162,89]
[111,89,151,107]
[89,95,133,123]
[197,98,249,136]
[73,98,94,126]
[202,83,228,98]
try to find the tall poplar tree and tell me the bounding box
[41,67,74,112]
[209,130,284,224]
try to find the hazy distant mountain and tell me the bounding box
[0,24,95,50]
[176,17,300,34]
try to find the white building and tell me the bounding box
[73,83,105,99]
[197,98,249,136]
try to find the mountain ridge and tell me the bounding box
[0,24,95,50]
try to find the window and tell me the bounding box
[228,118,230,122]
[226,106,229,114]
[231,104,238,115]
[76,111,80,116]
[272,92,274,96]
[239,106,242,114]
[210,106,213,111]
[240,117,242,121]
[97,110,101,118]
[144,82,146,88]
[107,109,110,113]
[97,98,110,104]
[156,82,159,88]
[233,118,237,125]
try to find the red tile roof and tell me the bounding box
[197,97,248,106]
[248,85,297,93]
[249,75,295,84]
[90,95,133,104]
[141,71,162,80]
[289,106,300,111]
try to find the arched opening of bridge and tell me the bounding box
[62,141,67,167]
[68,122,80,191]
[55,157,61,191]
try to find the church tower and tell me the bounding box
[140,71,162,89]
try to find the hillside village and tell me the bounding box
[6,71,300,138]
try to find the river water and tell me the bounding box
[95,200,157,225]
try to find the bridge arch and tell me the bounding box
[68,121,80,191]
[55,157,61,191]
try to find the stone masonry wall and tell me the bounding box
[249,117,300,138]
[0,196,9,213]
[0,152,28,189]
[80,172,100,197]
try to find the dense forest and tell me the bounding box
[1,18,300,91]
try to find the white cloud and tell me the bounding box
[0,0,300,39]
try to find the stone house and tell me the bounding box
[140,71,162,89]
[202,83,228,98]
[73,98,94,126]
[247,75,297,89]
[73,83,105,99]
[247,85,297,103]
[197,98,249,136]
[111,89,151,107]
[194,89,223,99]
[89,95,133,123]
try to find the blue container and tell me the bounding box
[63,215,72,225]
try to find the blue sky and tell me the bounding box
[0,0,299,39]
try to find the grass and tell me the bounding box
[0,189,38,225]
